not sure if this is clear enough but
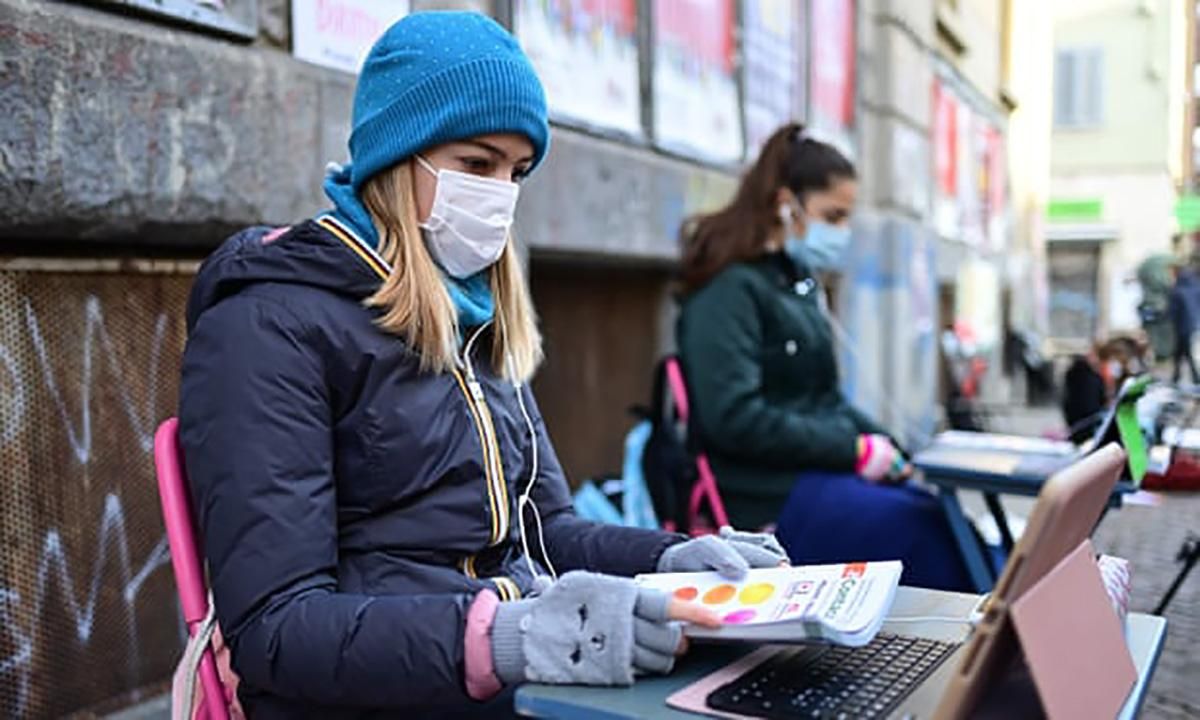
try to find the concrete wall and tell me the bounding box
[516,131,736,262]
[858,0,1025,421]
[1049,0,1190,338]
[1051,170,1178,333]
[1166,0,1189,183]
[1005,0,1055,336]
[952,0,1005,100]
[1052,172,1178,265]
[0,0,348,246]
[1051,0,1185,175]
[1,0,739,256]
[850,0,939,441]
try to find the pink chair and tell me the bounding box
[154,418,235,720]
[663,357,731,535]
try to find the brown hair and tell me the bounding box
[678,123,856,293]
[361,161,543,382]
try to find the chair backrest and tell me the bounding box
[662,358,730,534]
[154,418,232,720]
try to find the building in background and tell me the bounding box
[1046,0,1191,351]
[1004,0,1055,344]
[0,0,1043,714]
[850,0,1035,436]
[1179,0,1200,257]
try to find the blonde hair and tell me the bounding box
[359,160,543,383]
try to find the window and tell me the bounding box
[1054,47,1104,128]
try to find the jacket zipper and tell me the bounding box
[453,327,521,599]
[319,218,519,592]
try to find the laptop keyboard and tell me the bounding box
[706,633,961,719]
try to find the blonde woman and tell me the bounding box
[179,12,786,718]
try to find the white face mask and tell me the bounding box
[417,155,519,278]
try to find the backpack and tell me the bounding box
[571,420,659,530]
[636,356,729,535]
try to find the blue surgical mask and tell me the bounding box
[784,218,852,271]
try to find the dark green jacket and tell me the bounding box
[677,253,888,528]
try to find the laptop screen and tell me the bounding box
[1086,375,1151,485]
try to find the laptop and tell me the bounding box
[913,376,1149,485]
[686,444,1128,719]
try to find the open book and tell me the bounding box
[635,561,903,647]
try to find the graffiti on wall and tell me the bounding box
[0,270,191,718]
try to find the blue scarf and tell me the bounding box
[323,163,495,329]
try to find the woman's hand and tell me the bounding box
[490,572,720,686]
[657,527,790,579]
[856,434,906,483]
[665,595,725,657]
[891,461,915,482]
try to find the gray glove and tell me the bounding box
[656,526,790,579]
[491,571,682,686]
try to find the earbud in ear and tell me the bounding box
[778,204,794,226]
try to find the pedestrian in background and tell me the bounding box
[1062,341,1111,444]
[1168,261,1200,385]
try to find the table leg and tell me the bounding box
[984,492,1016,554]
[936,486,994,593]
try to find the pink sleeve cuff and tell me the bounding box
[854,435,871,474]
[855,435,896,480]
[261,226,290,244]
[464,589,503,700]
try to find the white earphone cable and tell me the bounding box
[510,357,558,582]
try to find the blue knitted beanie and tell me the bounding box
[348,11,550,191]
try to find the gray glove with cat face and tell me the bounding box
[490,571,682,686]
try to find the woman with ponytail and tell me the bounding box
[677,124,973,592]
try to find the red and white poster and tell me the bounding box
[291,0,410,74]
[959,101,985,247]
[933,80,957,198]
[652,0,742,163]
[932,78,959,240]
[515,0,642,137]
[808,0,855,156]
[984,126,1007,252]
[931,77,1008,249]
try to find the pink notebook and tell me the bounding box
[1010,539,1137,720]
[666,647,783,718]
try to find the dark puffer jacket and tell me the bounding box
[179,218,681,718]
